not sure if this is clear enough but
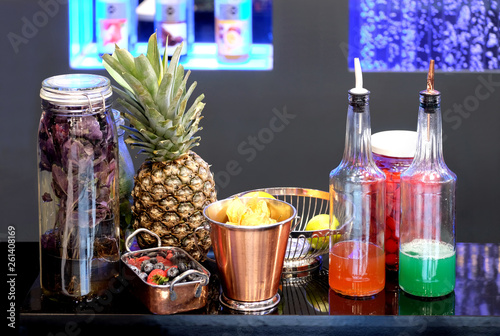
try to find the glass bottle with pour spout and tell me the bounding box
[329,59,386,297]
[399,60,457,298]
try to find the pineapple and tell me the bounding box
[102,33,216,261]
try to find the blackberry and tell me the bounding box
[149,257,158,264]
[167,267,179,278]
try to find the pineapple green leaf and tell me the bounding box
[135,54,159,98]
[182,137,201,152]
[120,112,149,134]
[126,133,148,143]
[153,149,181,160]
[120,72,160,119]
[113,86,143,113]
[136,148,156,156]
[115,47,137,77]
[124,140,155,149]
[116,98,149,125]
[166,43,182,81]
[162,35,170,74]
[121,125,148,139]
[146,32,162,81]
[167,73,189,120]
[177,81,197,120]
[156,72,173,117]
[182,95,205,124]
[157,139,176,151]
[102,54,134,93]
[172,65,186,98]
[139,128,161,145]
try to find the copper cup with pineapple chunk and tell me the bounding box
[203,196,296,312]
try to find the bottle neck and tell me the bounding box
[413,92,444,165]
[342,92,374,166]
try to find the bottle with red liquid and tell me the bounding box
[399,60,457,298]
[329,58,386,297]
[372,130,417,271]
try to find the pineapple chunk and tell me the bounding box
[226,196,277,226]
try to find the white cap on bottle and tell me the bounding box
[371,130,418,158]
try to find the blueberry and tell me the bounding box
[178,262,187,273]
[153,263,165,271]
[189,261,198,270]
[141,260,151,271]
[139,272,148,281]
[129,266,140,274]
[149,257,158,264]
[143,263,154,273]
[167,267,179,278]
[187,273,199,281]
[175,255,188,264]
[157,252,167,258]
[148,252,157,257]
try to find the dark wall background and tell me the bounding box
[1,0,499,242]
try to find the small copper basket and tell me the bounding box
[121,229,210,315]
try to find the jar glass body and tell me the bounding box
[37,74,120,302]
[373,153,413,271]
[114,110,135,249]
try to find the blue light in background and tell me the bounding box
[349,0,500,71]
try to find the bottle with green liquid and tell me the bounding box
[399,60,457,298]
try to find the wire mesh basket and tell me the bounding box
[233,187,353,281]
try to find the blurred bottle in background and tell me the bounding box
[155,0,194,57]
[96,0,138,55]
[215,0,252,63]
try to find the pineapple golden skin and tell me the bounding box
[132,151,216,261]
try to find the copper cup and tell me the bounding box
[203,197,297,312]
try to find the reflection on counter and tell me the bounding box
[329,289,385,315]
[455,243,500,316]
[399,291,455,316]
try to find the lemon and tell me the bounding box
[305,214,340,249]
[242,191,275,199]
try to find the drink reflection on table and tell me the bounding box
[329,289,385,315]
[399,290,455,315]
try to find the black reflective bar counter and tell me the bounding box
[18,243,500,335]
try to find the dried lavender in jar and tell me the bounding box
[37,74,120,302]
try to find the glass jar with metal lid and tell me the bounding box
[37,74,120,302]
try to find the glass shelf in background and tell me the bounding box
[69,0,273,71]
